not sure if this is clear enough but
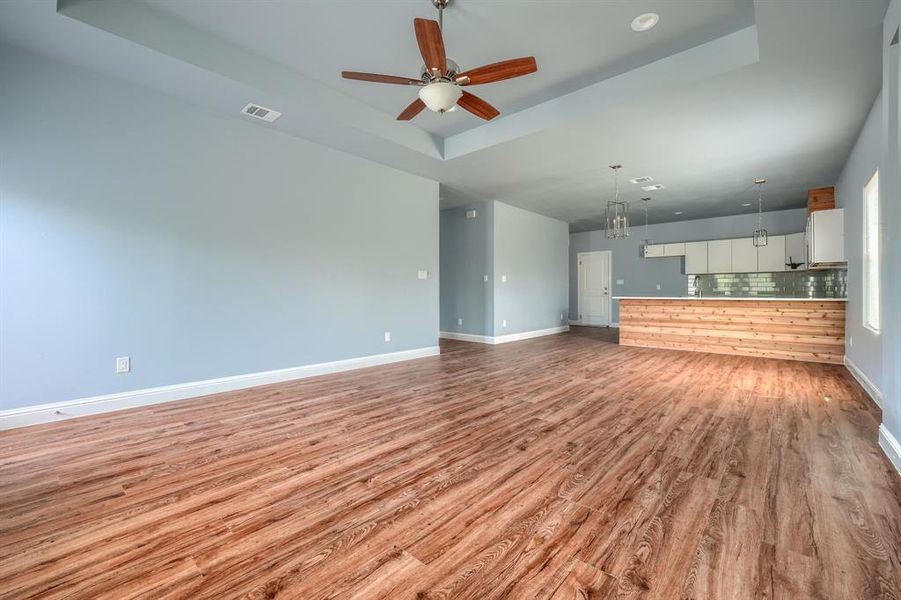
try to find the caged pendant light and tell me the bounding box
[640,197,652,253]
[752,178,768,247]
[605,164,630,239]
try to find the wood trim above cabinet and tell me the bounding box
[808,186,835,214]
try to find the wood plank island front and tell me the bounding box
[615,297,847,364]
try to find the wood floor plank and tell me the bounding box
[0,327,898,599]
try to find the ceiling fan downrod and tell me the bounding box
[432,0,449,31]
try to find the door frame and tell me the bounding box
[576,250,612,327]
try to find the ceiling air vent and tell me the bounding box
[241,103,282,122]
[629,176,653,184]
[642,184,665,191]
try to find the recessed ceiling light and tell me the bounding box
[631,13,659,32]
[742,202,752,206]
[674,211,683,215]
[641,184,664,191]
[629,176,653,184]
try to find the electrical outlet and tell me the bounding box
[457,318,463,326]
[384,331,391,342]
[616,279,624,285]
[849,336,853,347]
[502,319,507,328]
[656,284,661,290]
[501,275,507,283]
[483,275,488,282]
[417,269,429,280]
[560,313,564,321]
[116,356,130,374]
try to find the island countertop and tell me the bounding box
[613,296,847,302]
[616,297,846,364]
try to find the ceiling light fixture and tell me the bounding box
[418,81,463,113]
[631,13,660,32]
[640,197,653,253]
[642,184,664,191]
[605,165,630,239]
[674,211,683,215]
[752,178,768,247]
[742,202,752,206]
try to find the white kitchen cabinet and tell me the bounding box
[807,208,845,268]
[663,243,686,257]
[785,232,807,270]
[757,235,786,272]
[684,241,709,274]
[644,244,664,258]
[707,239,732,273]
[731,238,758,272]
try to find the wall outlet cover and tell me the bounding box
[501,275,507,283]
[502,319,507,328]
[457,318,463,326]
[483,275,489,282]
[465,209,477,219]
[116,356,130,374]
[417,269,429,280]
[656,284,661,290]
[384,331,391,342]
[616,279,625,285]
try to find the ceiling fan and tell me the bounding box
[341,0,537,121]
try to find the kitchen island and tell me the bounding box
[614,297,847,364]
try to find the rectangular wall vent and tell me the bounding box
[242,103,282,122]
[629,176,653,184]
[641,184,665,191]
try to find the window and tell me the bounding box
[863,170,880,332]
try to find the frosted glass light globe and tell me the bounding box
[418,81,463,113]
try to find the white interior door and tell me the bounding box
[578,251,610,326]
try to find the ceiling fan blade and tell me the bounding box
[457,91,500,121]
[414,18,447,76]
[342,72,424,86]
[456,57,537,86]
[397,98,426,121]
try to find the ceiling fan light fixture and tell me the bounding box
[418,81,463,113]
[631,13,660,32]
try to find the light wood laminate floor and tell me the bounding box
[1,330,899,599]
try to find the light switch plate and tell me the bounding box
[616,279,624,285]
[417,269,429,280]
[384,331,391,342]
[483,275,489,282]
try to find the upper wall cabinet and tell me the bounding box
[643,244,665,258]
[731,238,758,272]
[707,239,732,273]
[757,235,786,272]
[684,241,708,274]
[807,208,845,268]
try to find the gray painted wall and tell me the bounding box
[0,47,439,410]
[879,0,901,446]
[835,92,883,392]
[569,208,809,323]
[439,201,494,336]
[493,202,569,336]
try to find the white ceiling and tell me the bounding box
[0,0,888,230]
[141,0,753,138]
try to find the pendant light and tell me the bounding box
[605,164,629,239]
[640,197,652,253]
[752,178,768,247]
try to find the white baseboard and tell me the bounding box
[493,326,570,344]
[440,325,569,345]
[0,346,440,430]
[569,320,618,328]
[879,424,901,477]
[844,356,883,409]
[438,331,494,344]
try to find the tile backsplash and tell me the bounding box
[687,269,847,298]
